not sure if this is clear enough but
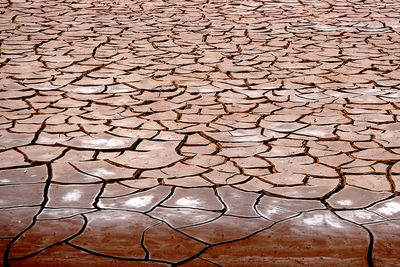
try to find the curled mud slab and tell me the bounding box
[1,0,400,265]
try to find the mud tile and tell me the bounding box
[209,122,234,132]
[110,128,158,139]
[52,162,101,184]
[374,122,400,132]
[264,114,302,123]
[184,155,225,168]
[120,179,160,189]
[0,122,12,130]
[232,157,271,169]
[101,183,138,198]
[0,207,40,237]
[351,113,394,124]
[245,168,271,176]
[209,159,238,173]
[349,94,387,104]
[0,111,31,121]
[164,176,214,187]
[375,133,400,148]
[268,155,314,166]
[95,95,139,107]
[11,123,43,133]
[368,197,400,219]
[353,148,400,161]
[327,186,391,209]
[229,128,263,138]
[46,184,102,208]
[0,99,29,109]
[318,153,354,167]
[141,169,169,179]
[258,173,306,186]
[179,114,216,124]
[137,100,184,112]
[136,140,180,151]
[0,131,33,149]
[0,89,34,99]
[36,132,71,145]
[98,186,171,212]
[232,177,273,192]
[353,141,381,150]
[225,174,249,184]
[54,149,94,162]
[69,210,158,258]
[201,210,369,265]
[371,163,388,173]
[259,145,304,157]
[177,124,217,133]
[0,165,47,185]
[161,162,207,178]
[144,223,206,262]
[300,114,350,125]
[207,131,270,142]
[331,130,368,143]
[44,124,80,134]
[52,98,88,109]
[96,151,121,160]
[64,92,108,102]
[0,80,25,90]
[316,140,354,153]
[346,174,392,192]
[270,159,338,177]
[66,85,107,94]
[256,196,325,221]
[0,184,45,208]
[266,178,339,199]
[294,124,336,139]
[10,215,85,259]
[341,159,375,169]
[81,124,113,133]
[163,187,223,210]
[335,210,385,224]
[18,145,65,162]
[269,139,304,147]
[109,117,146,128]
[343,166,378,174]
[153,131,184,141]
[185,133,210,145]
[72,160,135,181]
[202,170,234,185]
[260,121,306,134]
[110,148,183,169]
[252,103,284,114]
[181,143,217,156]
[217,186,259,217]
[59,133,135,150]
[148,206,220,229]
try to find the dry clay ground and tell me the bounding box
[1,0,400,266]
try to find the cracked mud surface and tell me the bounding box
[1,0,400,266]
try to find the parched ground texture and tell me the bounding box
[1,0,400,266]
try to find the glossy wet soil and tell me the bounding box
[1,0,400,266]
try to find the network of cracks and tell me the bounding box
[1,0,400,266]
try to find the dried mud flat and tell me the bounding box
[1,0,400,266]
